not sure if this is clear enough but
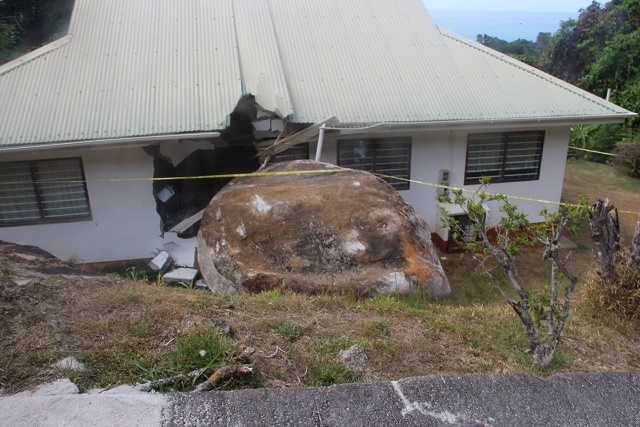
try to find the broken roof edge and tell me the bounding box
[0,35,73,77]
[439,29,636,117]
[0,131,222,154]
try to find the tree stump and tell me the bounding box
[630,216,640,271]
[590,198,621,285]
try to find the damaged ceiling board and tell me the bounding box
[160,139,217,167]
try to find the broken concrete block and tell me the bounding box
[148,251,173,272]
[162,268,199,286]
[194,279,209,290]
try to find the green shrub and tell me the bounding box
[614,140,640,177]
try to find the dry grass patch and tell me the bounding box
[2,160,640,392]
[2,268,640,393]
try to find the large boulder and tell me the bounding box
[197,161,450,298]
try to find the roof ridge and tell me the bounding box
[0,35,73,77]
[439,29,632,116]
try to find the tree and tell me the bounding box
[0,0,74,64]
[439,182,590,367]
[476,34,545,67]
[0,20,16,63]
[541,19,583,83]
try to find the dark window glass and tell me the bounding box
[337,137,411,190]
[0,158,91,226]
[465,131,544,185]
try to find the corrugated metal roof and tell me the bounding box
[234,0,294,118]
[0,0,635,147]
[269,0,634,124]
[0,0,291,147]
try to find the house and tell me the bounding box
[0,0,635,265]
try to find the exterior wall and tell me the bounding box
[0,146,163,263]
[313,125,571,245]
[0,124,571,263]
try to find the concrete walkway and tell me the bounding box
[2,372,639,427]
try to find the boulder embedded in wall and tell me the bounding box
[197,161,450,298]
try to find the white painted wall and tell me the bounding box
[0,146,163,263]
[313,125,571,240]
[0,124,571,263]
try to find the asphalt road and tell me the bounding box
[2,372,639,427]
[165,372,640,427]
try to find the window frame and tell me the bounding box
[337,137,412,190]
[0,157,92,227]
[464,131,545,185]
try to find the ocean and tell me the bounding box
[427,10,580,42]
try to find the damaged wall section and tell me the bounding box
[145,95,311,244]
[144,140,259,238]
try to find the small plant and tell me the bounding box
[169,326,237,373]
[127,266,151,282]
[307,361,357,386]
[255,289,283,303]
[274,321,302,343]
[129,320,154,339]
[66,255,80,267]
[438,179,590,368]
[368,320,390,338]
[125,292,144,306]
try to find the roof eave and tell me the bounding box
[0,131,222,154]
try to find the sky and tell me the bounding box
[422,0,588,13]
[421,0,586,41]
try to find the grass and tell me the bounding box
[564,159,640,195]
[1,159,639,393]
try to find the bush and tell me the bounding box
[588,125,625,163]
[614,140,640,177]
[584,251,640,319]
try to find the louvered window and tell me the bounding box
[0,158,91,226]
[272,143,309,163]
[465,131,544,185]
[337,137,411,190]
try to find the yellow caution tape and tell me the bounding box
[0,168,346,185]
[372,172,640,217]
[2,165,638,217]
[570,147,617,157]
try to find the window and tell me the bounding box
[337,137,411,190]
[464,131,544,185]
[272,143,309,163]
[0,157,91,226]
